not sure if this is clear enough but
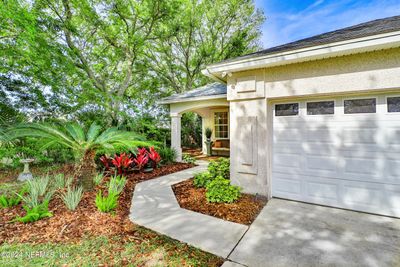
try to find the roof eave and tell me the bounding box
[158,94,227,105]
[203,30,400,76]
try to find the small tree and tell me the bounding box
[10,122,148,190]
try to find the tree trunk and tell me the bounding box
[74,149,97,191]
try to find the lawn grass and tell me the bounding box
[0,229,223,266]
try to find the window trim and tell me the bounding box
[213,111,229,140]
[343,97,377,115]
[305,100,336,116]
[274,102,300,117]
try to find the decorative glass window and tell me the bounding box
[214,112,229,139]
[307,101,334,115]
[275,103,299,116]
[387,97,400,113]
[344,98,376,114]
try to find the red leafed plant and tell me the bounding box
[111,153,134,175]
[99,155,110,170]
[148,147,161,168]
[133,153,148,171]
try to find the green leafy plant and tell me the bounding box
[9,122,149,190]
[205,127,213,140]
[208,158,230,179]
[0,194,21,208]
[205,176,241,203]
[158,146,176,165]
[193,172,214,188]
[61,186,84,211]
[93,173,104,186]
[13,201,53,223]
[95,191,118,213]
[19,176,53,209]
[108,175,127,195]
[183,154,196,164]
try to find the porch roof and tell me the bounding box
[159,83,227,104]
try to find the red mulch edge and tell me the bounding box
[172,178,267,225]
[0,163,195,244]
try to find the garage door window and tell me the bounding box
[307,101,334,115]
[387,97,400,113]
[275,103,299,116]
[344,98,376,114]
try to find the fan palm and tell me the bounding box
[9,122,149,190]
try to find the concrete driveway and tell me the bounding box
[227,199,400,267]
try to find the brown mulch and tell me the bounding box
[0,163,195,244]
[172,178,267,225]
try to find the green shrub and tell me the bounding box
[158,146,176,164]
[20,175,53,208]
[205,176,241,203]
[93,173,104,186]
[95,191,118,213]
[108,175,126,195]
[208,158,230,179]
[183,154,196,164]
[13,201,53,223]
[193,172,214,188]
[61,186,83,211]
[0,194,21,208]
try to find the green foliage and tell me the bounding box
[181,112,202,148]
[183,154,196,164]
[61,186,83,211]
[108,175,127,195]
[52,173,73,190]
[158,146,177,165]
[93,173,104,186]
[208,158,230,179]
[0,194,21,208]
[205,128,213,139]
[20,176,53,208]
[193,172,214,188]
[13,201,53,223]
[205,176,241,203]
[95,191,118,213]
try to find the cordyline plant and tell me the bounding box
[111,153,133,175]
[148,147,161,168]
[9,122,149,190]
[133,148,149,171]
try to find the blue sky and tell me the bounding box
[254,0,400,48]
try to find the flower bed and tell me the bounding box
[172,178,267,225]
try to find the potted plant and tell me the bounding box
[204,127,213,156]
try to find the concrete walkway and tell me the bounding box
[129,161,248,258]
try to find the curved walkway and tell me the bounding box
[129,161,249,258]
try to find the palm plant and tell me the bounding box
[9,122,148,190]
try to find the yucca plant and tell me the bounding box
[108,175,127,195]
[93,173,104,186]
[52,173,73,189]
[9,122,149,190]
[61,186,83,211]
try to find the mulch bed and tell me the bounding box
[0,163,195,244]
[172,178,267,225]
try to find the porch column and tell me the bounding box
[170,113,182,162]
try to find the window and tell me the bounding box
[388,97,400,113]
[214,112,228,139]
[344,98,376,114]
[275,103,299,116]
[307,101,334,115]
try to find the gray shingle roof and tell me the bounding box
[213,15,400,65]
[160,83,226,104]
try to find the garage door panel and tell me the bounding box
[272,95,400,217]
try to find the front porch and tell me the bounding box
[160,83,229,161]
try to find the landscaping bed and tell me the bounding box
[0,162,223,266]
[172,178,267,225]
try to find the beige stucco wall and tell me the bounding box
[227,47,400,197]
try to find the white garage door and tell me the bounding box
[272,95,400,217]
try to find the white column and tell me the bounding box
[170,113,182,162]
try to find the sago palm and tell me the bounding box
[10,122,149,190]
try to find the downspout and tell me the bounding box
[202,68,227,84]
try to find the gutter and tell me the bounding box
[201,68,227,83]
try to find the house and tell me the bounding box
[160,15,400,217]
